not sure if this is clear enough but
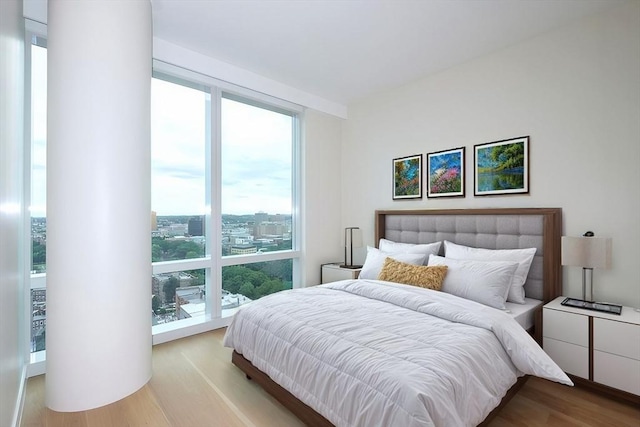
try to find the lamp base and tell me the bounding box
[561,297,622,315]
[339,264,363,269]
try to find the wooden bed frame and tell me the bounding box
[231,208,563,426]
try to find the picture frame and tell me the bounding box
[427,147,465,198]
[474,136,529,196]
[393,154,422,200]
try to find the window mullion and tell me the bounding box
[209,86,222,319]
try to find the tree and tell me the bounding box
[152,243,162,262]
[238,282,255,299]
[151,237,204,261]
[163,276,180,303]
[247,259,292,282]
[32,241,46,270]
[224,275,243,294]
[256,279,284,298]
[190,269,205,286]
[222,262,291,299]
[152,295,161,313]
[490,142,524,171]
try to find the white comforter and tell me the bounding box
[223,279,571,427]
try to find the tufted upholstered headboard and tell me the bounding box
[375,208,562,303]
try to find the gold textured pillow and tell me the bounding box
[377,257,448,290]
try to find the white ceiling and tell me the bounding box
[153,0,625,106]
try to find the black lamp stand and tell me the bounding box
[340,227,362,269]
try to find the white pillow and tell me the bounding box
[378,239,441,264]
[358,247,427,280]
[443,241,536,304]
[428,254,518,309]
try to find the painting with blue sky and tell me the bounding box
[427,147,465,198]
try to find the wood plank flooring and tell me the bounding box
[21,328,640,427]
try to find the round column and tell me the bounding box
[46,0,152,411]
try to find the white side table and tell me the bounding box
[543,296,640,403]
[321,263,361,283]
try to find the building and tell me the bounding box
[230,244,258,255]
[254,212,268,225]
[254,221,286,238]
[30,289,46,352]
[175,286,205,319]
[187,216,203,236]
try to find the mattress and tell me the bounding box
[505,297,543,330]
[224,279,571,427]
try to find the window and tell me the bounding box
[28,36,48,357]
[150,65,301,331]
[151,75,210,327]
[30,40,47,274]
[219,94,297,311]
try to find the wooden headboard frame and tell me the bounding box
[375,208,563,303]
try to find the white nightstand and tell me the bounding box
[543,296,640,403]
[321,263,362,283]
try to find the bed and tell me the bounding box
[223,208,568,426]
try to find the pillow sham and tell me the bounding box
[443,240,536,304]
[358,247,427,280]
[427,254,518,309]
[378,239,441,264]
[377,257,448,290]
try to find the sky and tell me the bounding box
[30,45,47,218]
[30,46,294,218]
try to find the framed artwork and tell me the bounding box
[474,136,529,196]
[427,147,465,198]
[393,154,422,200]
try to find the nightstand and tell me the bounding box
[543,296,640,403]
[321,263,361,283]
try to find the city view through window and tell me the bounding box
[31,212,294,351]
[150,212,294,325]
[30,66,298,353]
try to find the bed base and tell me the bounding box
[232,350,334,427]
[232,350,529,427]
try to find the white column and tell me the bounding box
[46,0,152,411]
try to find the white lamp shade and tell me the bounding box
[562,236,612,269]
[350,228,363,248]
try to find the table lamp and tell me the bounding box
[340,227,363,269]
[561,231,612,302]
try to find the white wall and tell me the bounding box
[0,0,27,425]
[342,2,640,307]
[303,110,344,285]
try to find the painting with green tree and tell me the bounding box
[393,154,422,199]
[474,136,529,196]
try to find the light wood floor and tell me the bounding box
[21,328,640,427]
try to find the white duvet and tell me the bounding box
[223,279,572,427]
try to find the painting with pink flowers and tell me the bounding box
[427,147,465,198]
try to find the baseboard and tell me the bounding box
[11,364,28,427]
[568,374,640,406]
